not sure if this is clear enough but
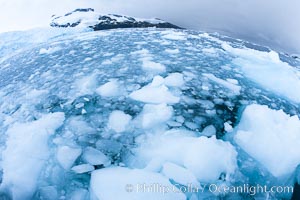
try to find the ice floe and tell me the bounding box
[1,113,65,200]
[90,167,186,200]
[235,104,300,177]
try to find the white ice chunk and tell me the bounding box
[226,78,239,85]
[82,147,110,166]
[67,117,96,135]
[140,104,173,129]
[151,75,165,87]
[57,146,82,170]
[133,131,237,183]
[132,49,165,73]
[75,74,98,96]
[38,186,58,200]
[24,89,48,104]
[202,48,217,55]
[142,60,166,73]
[235,104,300,177]
[39,46,61,54]
[203,73,241,94]
[69,189,89,200]
[224,122,233,132]
[223,43,300,103]
[162,162,200,187]
[183,136,237,183]
[129,76,180,104]
[165,49,180,54]
[1,113,65,200]
[131,49,150,57]
[164,73,185,87]
[162,31,186,40]
[184,122,200,130]
[108,110,132,133]
[96,79,122,97]
[201,125,217,137]
[90,167,186,200]
[72,164,95,174]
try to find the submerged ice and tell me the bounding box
[0,27,299,200]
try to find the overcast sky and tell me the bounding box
[0,0,299,54]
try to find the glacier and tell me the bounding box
[0,24,300,200]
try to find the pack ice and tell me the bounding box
[0,12,300,200]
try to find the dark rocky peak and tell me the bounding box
[50,8,182,31]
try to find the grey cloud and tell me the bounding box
[93,0,300,54]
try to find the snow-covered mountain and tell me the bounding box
[0,8,300,200]
[50,8,182,30]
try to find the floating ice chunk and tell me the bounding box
[75,103,84,109]
[183,136,237,183]
[198,100,215,109]
[226,78,239,85]
[140,104,173,129]
[96,139,123,156]
[162,31,186,40]
[133,131,237,183]
[163,128,197,138]
[201,125,216,137]
[164,73,185,87]
[203,73,241,94]
[184,121,200,130]
[142,60,166,73]
[165,49,180,54]
[167,121,182,127]
[129,76,180,104]
[57,146,82,170]
[102,59,113,65]
[72,164,95,174]
[75,74,98,96]
[1,112,65,200]
[223,43,300,103]
[202,48,217,55]
[96,79,122,97]
[234,104,300,177]
[111,54,124,62]
[108,110,132,133]
[151,75,165,86]
[176,116,185,124]
[224,122,233,132]
[37,186,58,200]
[84,57,92,62]
[90,167,186,200]
[132,49,165,73]
[69,189,89,200]
[67,117,96,136]
[24,89,48,103]
[162,162,200,187]
[39,46,61,54]
[131,48,150,56]
[82,147,110,166]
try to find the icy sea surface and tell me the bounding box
[0,28,300,200]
